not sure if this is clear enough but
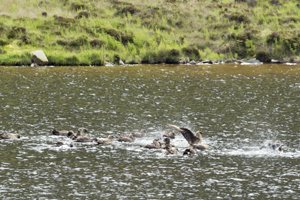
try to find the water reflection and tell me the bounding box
[0,64,299,199]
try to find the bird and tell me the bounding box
[143,138,162,149]
[76,127,89,136]
[168,124,208,150]
[74,135,95,143]
[52,129,74,137]
[130,129,146,138]
[55,141,64,147]
[0,132,21,140]
[162,130,176,139]
[53,141,73,147]
[163,137,178,155]
[52,128,88,140]
[72,128,95,143]
[116,133,135,143]
[270,143,284,151]
[260,141,284,152]
[183,147,197,157]
[95,135,115,145]
[168,124,202,145]
[193,143,208,150]
[67,131,76,139]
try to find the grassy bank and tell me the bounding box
[0,0,299,65]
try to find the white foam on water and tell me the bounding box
[16,128,300,159]
[223,145,300,158]
[23,135,75,152]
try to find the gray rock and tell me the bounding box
[104,61,114,67]
[31,50,48,66]
[271,59,282,64]
[189,60,197,65]
[240,58,263,65]
[119,59,125,65]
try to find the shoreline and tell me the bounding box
[0,0,299,67]
[0,61,299,68]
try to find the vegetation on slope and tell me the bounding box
[0,0,299,65]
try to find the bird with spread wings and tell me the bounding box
[168,124,208,150]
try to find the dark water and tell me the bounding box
[0,64,299,199]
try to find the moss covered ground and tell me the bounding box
[0,0,299,65]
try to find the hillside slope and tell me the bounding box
[0,0,299,65]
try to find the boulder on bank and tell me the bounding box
[240,58,263,65]
[31,50,48,66]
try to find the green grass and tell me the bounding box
[0,0,299,65]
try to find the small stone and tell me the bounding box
[31,50,48,66]
[119,59,125,65]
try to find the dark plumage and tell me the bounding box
[270,143,284,151]
[260,142,284,152]
[162,130,176,139]
[55,141,64,146]
[72,128,95,143]
[116,134,135,143]
[183,147,196,156]
[76,128,89,136]
[54,141,73,147]
[143,138,162,149]
[163,137,178,155]
[168,124,201,145]
[168,124,208,151]
[52,129,74,137]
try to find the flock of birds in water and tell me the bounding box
[0,124,285,156]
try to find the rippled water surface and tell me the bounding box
[0,64,299,199]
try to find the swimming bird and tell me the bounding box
[183,147,197,157]
[53,141,73,147]
[67,131,76,139]
[76,127,89,136]
[143,138,162,149]
[270,143,284,151]
[52,129,75,137]
[74,135,95,143]
[163,137,178,155]
[162,130,176,139]
[116,133,135,143]
[260,141,284,152]
[72,128,96,143]
[130,129,146,138]
[95,135,115,145]
[0,132,21,140]
[55,141,64,147]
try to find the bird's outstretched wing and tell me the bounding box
[179,128,200,145]
[168,124,200,145]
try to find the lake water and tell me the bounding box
[0,64,299,199]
